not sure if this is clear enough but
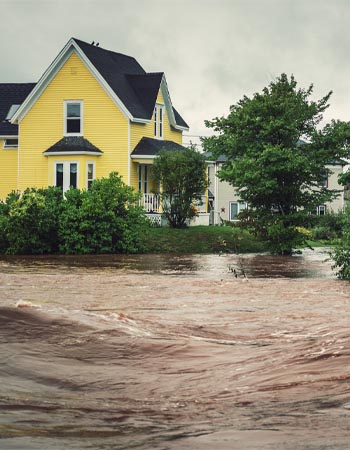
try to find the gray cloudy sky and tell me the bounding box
[2,0,350,147]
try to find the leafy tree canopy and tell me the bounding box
[152,148,208,228]
[203,74,350,253]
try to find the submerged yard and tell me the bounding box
[0,250,349,449]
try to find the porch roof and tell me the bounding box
[131,137,186,159]
[43,136,104,155]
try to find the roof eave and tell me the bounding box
[173,124,189,132]
[132,117,152,124]
[43,150,103,156]
[130,154,155,159]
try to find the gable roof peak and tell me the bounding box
[11,37,189,130]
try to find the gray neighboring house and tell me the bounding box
[205,152,347,226]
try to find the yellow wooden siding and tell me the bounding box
[129,88,183,191]
[0,140,18,199]
[18,52,129,192]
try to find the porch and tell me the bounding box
[139,193,210,227]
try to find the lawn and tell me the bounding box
[143,225,268,254]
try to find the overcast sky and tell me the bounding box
[2,0,350,147]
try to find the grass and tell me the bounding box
[143,225,268,254]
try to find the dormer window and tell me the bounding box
[64,101,83,135]
[154,104,164,139]
[3,138,18,149]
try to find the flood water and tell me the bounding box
[0,248,350,449]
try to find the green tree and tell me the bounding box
[203,74,350,254]
[152,148,208,228]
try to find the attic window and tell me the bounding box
[154,104,164,139]
[3,138,18,149]
[64,101,83,135]
[5,104,20,121]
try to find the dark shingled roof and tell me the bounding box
[0,83,36,136]
[73,38,188,127]
[43,136,103,154]
[131,137,187,157]
[172,106,189,129]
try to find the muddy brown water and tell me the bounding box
[0,249,350,449]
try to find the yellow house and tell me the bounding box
[0,38,189,217]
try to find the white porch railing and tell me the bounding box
[140,193,160,213]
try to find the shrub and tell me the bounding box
[329,208,350,279]
[58,172,148,254]
[330,234,350,279]
[0,187,63,254]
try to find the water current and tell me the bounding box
[0,248,350,449]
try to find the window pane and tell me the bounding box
[4,139,18,148]
[159,107,163,138]
[56,164,63,190]
[67,103,80,118]
[70,163,77,188]
[230,202,238,220]
[87,163,93,178]
[87,163,94,189]
[67,119,81,133]
[144,165,148,193]
[154,107,157,136]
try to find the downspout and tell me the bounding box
[17,122,21,192]
[127,119,131,185]
[214,161,219,225]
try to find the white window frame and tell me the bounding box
[316,204,327,216]
[3,138,19,149]
[138,164,149,193]
[64,100,83,136]
[154,103,164,139]
[86,161,96,190]
[54,161,79,193]
[229,201,247,221]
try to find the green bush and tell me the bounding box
[329,208,350,279]
[312,225,338,241]
[330,234,350,279]
[58,172,148,254]
[0,173,149,255]
[308,211,347,241]
[0,187,63,254]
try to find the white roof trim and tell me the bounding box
[160,75,189,132]
[11,38,135,124]
[130,154,155,159]
[44,151,102,156]
[0,135,19,139]
[132,117,152,124]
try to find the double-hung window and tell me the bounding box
[316,205,326,216]
[64,101,83,135]
[229,202,247,221]
[86,162,95,189]
[154,104,164,139]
